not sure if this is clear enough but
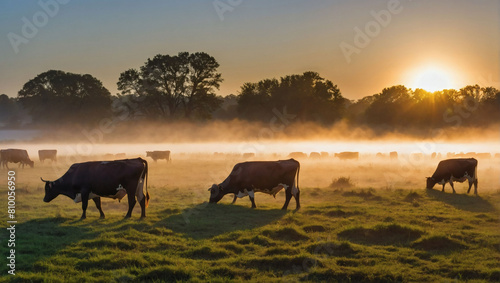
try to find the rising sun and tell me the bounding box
[410,66,454,92]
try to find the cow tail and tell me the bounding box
[296,161,300,190]
[142,158,150,208]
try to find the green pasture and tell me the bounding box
[0,158,499,282]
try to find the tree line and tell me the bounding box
[2,51,499,130]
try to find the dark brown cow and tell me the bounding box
[38,150,57,163]
[209,159,300,210]
[1,149,34,169]
[42,158,149,219]
[146,151,171,163]
[426,158,478,195]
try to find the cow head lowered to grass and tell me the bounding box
[209,159,301,210]
[42,158,150,219]
[426,158,478,195]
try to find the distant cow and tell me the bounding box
[288,152,307,159]
[39,150,57,163]
[426,158,478,195]
[389,152,398,160]
[334,152,359,160]
[146,151,171,163]
[1,149,34,169]
[309,152,321,159]
[42,158,150,219]
[209,159,300,210]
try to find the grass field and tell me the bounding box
[1,155,499,282]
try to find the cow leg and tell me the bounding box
[92,197,105,219]
[80,191,90,219]
[467,179,473,194]
[294,188,301,210]
[231,195,237,204]
[449,181,456,194]
[248,190,256,208]
[125,193,136,218]
[139,195,147,218]
[282,189,292,210]
[472,179,478,195]
[441,183,446,192]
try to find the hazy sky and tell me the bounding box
[1,0,499,100]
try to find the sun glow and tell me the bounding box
[409,66,455,92]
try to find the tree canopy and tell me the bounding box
[117,52,223,120]
[5,59,500,132]
[237,71,347,124]
[17,70,112,124]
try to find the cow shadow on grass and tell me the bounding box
[425,189,496,212]
[0,217,96,275]
[158,203,288,240]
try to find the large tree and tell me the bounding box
[18,70,112,124]
[237,71,346,123]
[117,52,223,120]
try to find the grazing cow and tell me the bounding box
[41,158,150,219]
[426,158,478,195]
[209,159,300,210]
[39,150,57,163]
[146,151,171,163]
[334,152,359,160]
[1,149,34,169]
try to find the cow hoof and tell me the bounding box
[100,216,105,219]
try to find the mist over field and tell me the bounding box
[1,0,500,281]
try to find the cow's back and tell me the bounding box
[60,159,145,188]
[229,159,298,188]
[432,158,477,179]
